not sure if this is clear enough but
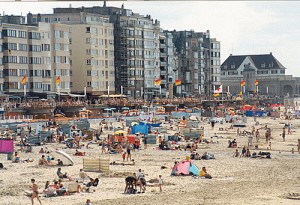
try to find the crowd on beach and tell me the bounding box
[1,101,300,205]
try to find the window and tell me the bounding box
[271,70,278,74]
[54,30,61,38]
[87,82,91,87]
[7,82,19,89]
[4,56,17,63]
[19,69,27,76]
[18,31,26,38]
[86,38,90,44]
[6,30,17,37]
[86,27,91,33]
[42,44,50,51]
[42,84,51,91]
[43,57,51,64]
[29,45,41,52]
[0,58,2,65]
[7,43,17,50]
[261,63,265,68]
[86,49,91,55]
[8,69,17,76]
[54,56,61,63]
[54,43,61,51]
[280,70,285,74]
[87,70,91,76]
[69,38,72,44]
[29,57,41,64]
[19,56,27,64]
[63,31,68,38]
[18,44,27,51]
[86,60,91,65]
[29,32,41,40]
[64,44,69,51]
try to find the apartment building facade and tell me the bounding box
[51,5,161,99]
[29,11,115,96]
[170,30,221,97]
[0,15,71,97]
[159,30,178,98]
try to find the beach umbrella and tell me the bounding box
[51,150,74,166]
[122,107,130,110]
[110,108,117,110]
[104,108,111,111]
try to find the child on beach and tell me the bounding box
[158,175,163,192]
[122,152,126,162]
[85,199,92,205]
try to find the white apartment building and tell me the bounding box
[30,12,115,96]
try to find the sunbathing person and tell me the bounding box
[110,159,135,166]
[75,149,86,156]
[56,168,73,180]
[38,155,49,166]
[199,167,212,179]
[233,149,240,157]
[39,148,46,154]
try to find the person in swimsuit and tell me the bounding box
[126,144,132,161]
[31,179,42,205]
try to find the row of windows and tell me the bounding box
[223,70,285,75]
[1,43,50,52]
[86,27,113,35]
[86,70,114,77]
[4,82,53,91]
[86,81,114,88]
[86,49,114,57]
[86,59,114,66]
[86,38,114,46]
[54,56,70,64]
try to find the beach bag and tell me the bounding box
[0,163,4,169]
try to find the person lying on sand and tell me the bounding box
[74,149,86,156]
[110,159,135,166]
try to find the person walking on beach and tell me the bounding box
[30,179,42,205]
[158,175,163,192]
[255,129,260,142]
[282,126,286,142]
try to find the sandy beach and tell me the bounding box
[0,116,300,205]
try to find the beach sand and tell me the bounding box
[0,117,300,205]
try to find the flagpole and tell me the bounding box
[24,84,26,98]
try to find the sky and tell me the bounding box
[0,1,300,76]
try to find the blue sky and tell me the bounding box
[0,1,300,76]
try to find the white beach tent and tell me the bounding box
[51,150,74,166]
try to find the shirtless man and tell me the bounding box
[31,179,42,205]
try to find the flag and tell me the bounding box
[240,79,245,86]
[21,75,26,85]
[214,85,222,94]
[175,79,181,86]
[154,78,161,86]
[254,79,258,86]
[56,75,61,85]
